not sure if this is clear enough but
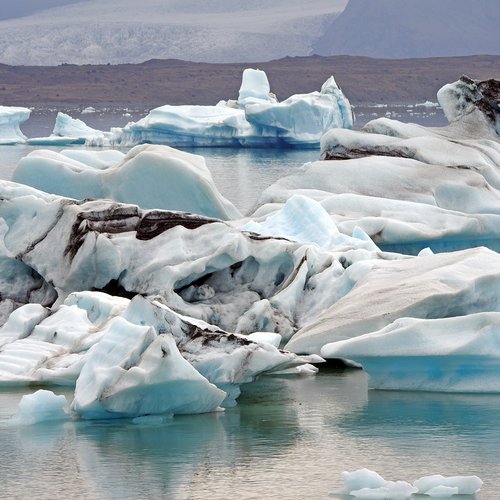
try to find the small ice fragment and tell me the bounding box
[11,389,69,425]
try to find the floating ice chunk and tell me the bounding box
[13,144,241,219]
[413,474,483,496]
[287,247,500,355]
[81,107,97,114]
[10,389,69,425]
[350,481,417,499]
[27,112,106,145]
[338,469,479,499]
[72,317,226,419]
[107,68,352,148]
[321,312,500,392]
[340,469,386,494]
[0,106,31,144]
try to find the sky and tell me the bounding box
[0,0,86,20]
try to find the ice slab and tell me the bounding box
[286,247,500,355]
[0,106,31,145]
[13,144,241,220]
[10,389,69,425]
[322,312,500,392]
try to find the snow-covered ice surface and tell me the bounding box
[24,69,353,148]
[255,76,500,254]
[0,106,31,145]
[337,468,482,498]
[13,144,241,219]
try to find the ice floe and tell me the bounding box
[10,389,69,425]
[321,312,500,392]
[0,106,31,145]
[13,144,241,219]
[23,68,352,148]
[337,469,482,498]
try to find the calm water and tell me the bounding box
[1,369,499,499]
[1,108,498,499]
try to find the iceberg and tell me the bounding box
[10,389,69,425]
[285,247,500,355]
[255,76,500,254]
[321,312,500,392]
[0,106,31,145]
[0,180,377,341]
[30,68,352,148]
[27,112,106,145]
[0,291,318,417]
[13,144,241,220]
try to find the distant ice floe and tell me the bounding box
[337,468,482,498]
[20,68,353,148]
[13,144,241,220]
[0,106,31,145]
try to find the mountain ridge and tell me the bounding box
[1,54,499,107]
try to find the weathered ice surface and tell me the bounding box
[254,77,500,254]
[13,145,241,220]
[285,248,500,355]
[0,290,318,418]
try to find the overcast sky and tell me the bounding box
[0,0,87,20]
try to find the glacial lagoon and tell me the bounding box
[0,108,499,499]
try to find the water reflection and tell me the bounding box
[0,370,498,498]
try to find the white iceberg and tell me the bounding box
[27,112,106,145]
[10,389,69,425]
[71,317,227,419]
[31,68,352,148]
[414,474,483,496]
[254,77,500,254]
[0,106,31,145]
[13,144,241,220]
[0,291,318,416]
[285,247,500,355]
[321,312,500,392]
